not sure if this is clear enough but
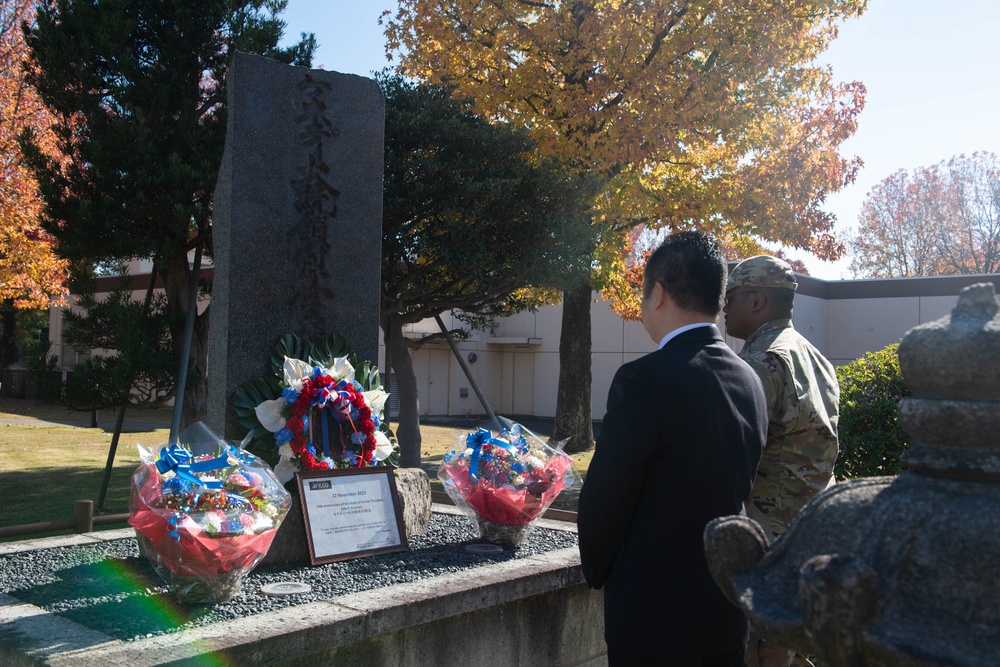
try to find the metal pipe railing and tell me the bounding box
[0,500,128,539]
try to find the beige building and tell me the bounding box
[393,272,1000,420]
[39,265,998,419]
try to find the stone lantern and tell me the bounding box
[704,282,1000,666]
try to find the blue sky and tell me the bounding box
[281,1,1000,280]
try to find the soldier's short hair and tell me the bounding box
[761,286,796,312]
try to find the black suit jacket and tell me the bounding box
[578,325,766,657]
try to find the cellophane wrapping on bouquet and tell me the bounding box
[128,422,292,604]
[438,422,576,545]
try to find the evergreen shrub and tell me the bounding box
[836,344,912,479]
[23,338,62,403]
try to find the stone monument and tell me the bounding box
[206,53,430,552]
[207,52,383,440]
[704,283,1000,666]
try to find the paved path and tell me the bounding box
[0,417,168,430]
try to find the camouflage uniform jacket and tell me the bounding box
[739,318,839,540]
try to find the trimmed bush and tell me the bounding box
[23,338,63,403]
[836,344,912,479]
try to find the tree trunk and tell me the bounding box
[382,314,422,468]
[182,302,210,428]
[553,280,595,453]
[1,300,16,370]
[164,250,210,429]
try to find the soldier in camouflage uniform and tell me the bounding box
[724,255,840,667]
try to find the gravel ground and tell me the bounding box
[0,513,578,642]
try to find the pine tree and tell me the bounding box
[19,0,315,423]
[379,73,595,466]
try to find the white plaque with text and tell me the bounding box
[296,467,408,565]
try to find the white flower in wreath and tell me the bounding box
[373,430,395,462]
[328,356,355,383]
[273,457,299,485]
[255,397,287,433]
[363,388,389,416]
[282,357,315,391]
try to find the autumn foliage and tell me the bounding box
[383,0,866,257]
[0,0,67,310]
[850,152,1000,278]
[383,0,867,450]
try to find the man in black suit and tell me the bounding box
[578,231,767,666]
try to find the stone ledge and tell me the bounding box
[0,593,118,666]
[0,530,133,556]
[1,509,589,667]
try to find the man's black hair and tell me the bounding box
[643,230,726,316]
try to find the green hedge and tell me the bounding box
[23,338,63,403]
[836,344,912,479]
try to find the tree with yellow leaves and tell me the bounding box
[0,0,67,369]
[384,0,866,451]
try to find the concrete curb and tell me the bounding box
[1,507,597,667]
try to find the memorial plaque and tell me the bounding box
[296,467,407,565]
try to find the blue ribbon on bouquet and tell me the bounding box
[225,444,255,465]
[167,513,180,541]
[466,428,518,481]
[155,444,227,490]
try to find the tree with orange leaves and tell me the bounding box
[384,0,866,451]
[0,0,67,369]
[850,152,1000,278]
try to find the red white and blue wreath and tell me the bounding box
[253,355,396,484]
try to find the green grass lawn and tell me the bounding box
[0,399,593,540]
[0,399,172,540]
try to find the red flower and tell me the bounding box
[299,450,317,469]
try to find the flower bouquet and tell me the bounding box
[231,333,399,484]
[128,422,291,604]
[438,422,576,545]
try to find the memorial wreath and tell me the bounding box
[232,333,400,485]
